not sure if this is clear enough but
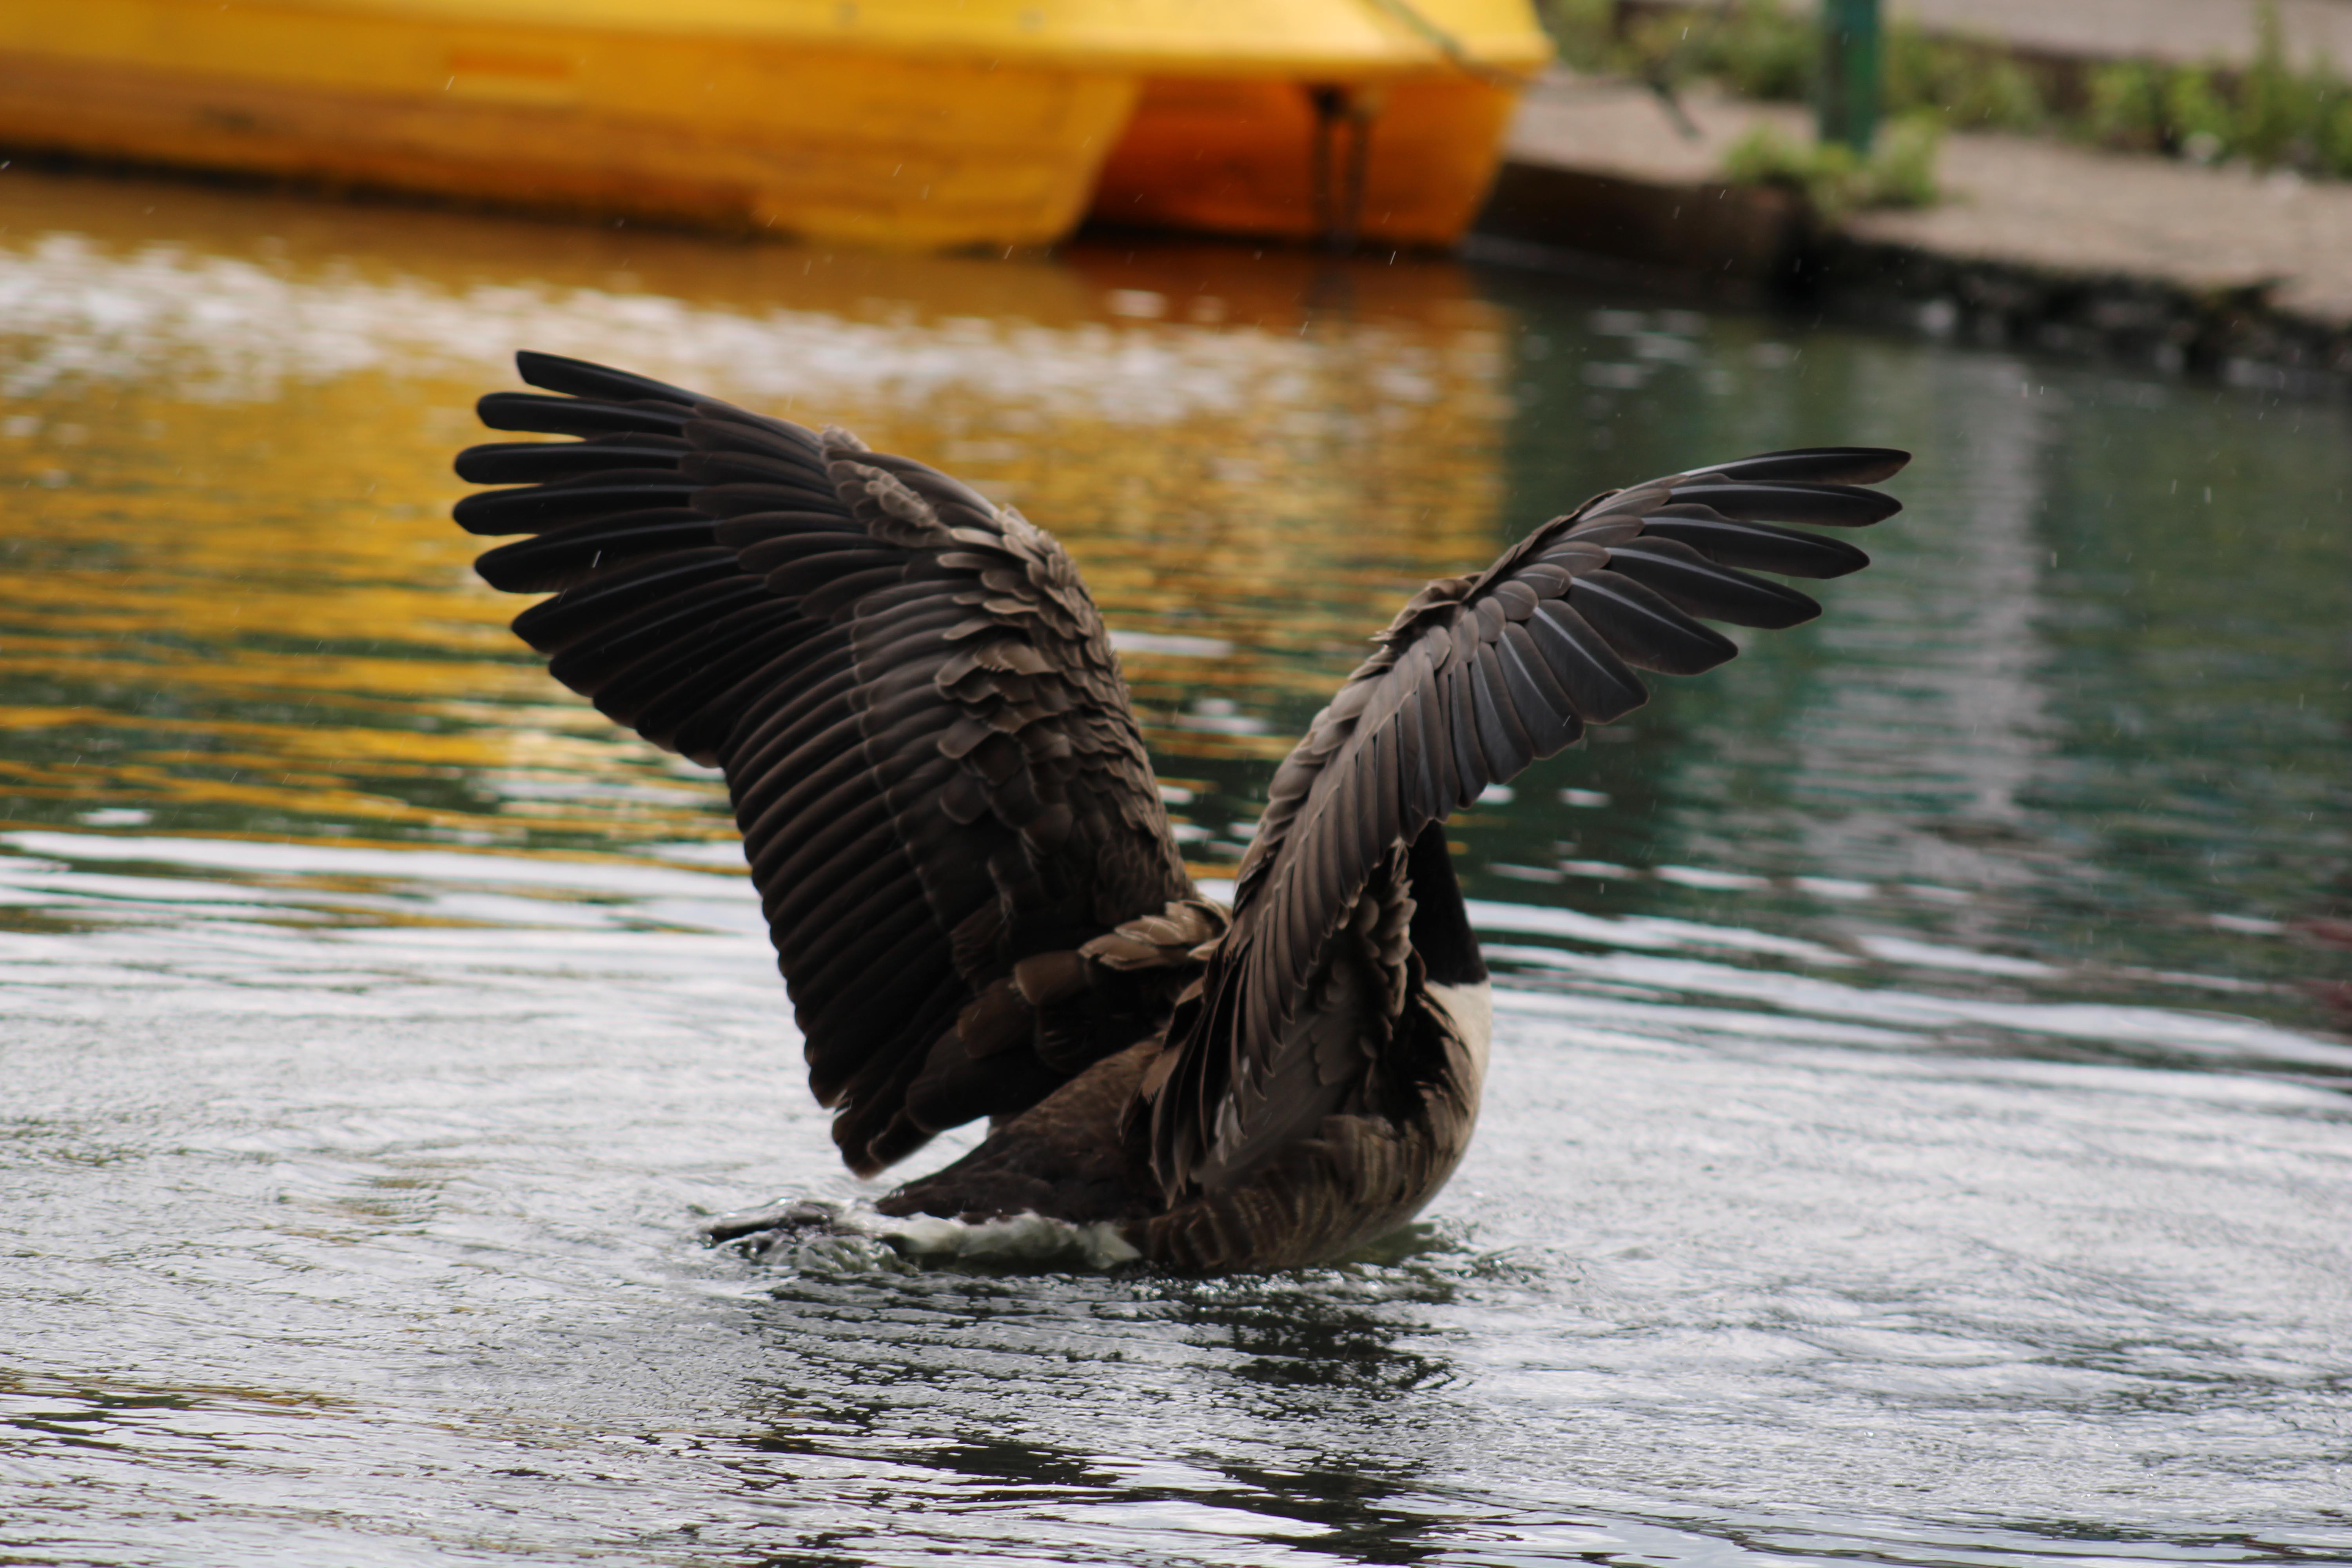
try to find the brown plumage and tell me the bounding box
[456,351,1907,1272]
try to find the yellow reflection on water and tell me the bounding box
[0,167,1515,858]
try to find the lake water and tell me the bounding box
[3,166,2349,1568]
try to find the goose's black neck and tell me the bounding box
[1405,821,1486,985]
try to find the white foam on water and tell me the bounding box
[856,1209,1143,1270]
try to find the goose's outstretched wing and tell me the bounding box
[1144,447,1909,1194]
[456,352,1195,1174]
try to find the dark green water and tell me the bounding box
[2,165,2348,1566]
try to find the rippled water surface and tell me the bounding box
[4,167,2350,1567]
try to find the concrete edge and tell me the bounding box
[1469,156,2352,401]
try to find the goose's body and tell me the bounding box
[456,352,1906,1272]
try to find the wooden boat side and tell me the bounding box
[0,0,1140,247]
[0,0,1548,248]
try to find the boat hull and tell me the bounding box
[0,0,1546,249]
[0,0,1139,248]
[1092,72,1524,247]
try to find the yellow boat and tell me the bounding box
[0,0,1548,251]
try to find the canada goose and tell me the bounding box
[455,351,1905,1272]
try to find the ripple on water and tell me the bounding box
[2,165,2349,1567]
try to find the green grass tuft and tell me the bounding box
[1720,110,1945,218]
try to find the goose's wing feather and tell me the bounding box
[1145,447,1909,1193]
[457,352,1195,1174]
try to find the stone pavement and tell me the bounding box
[1848,122,2352,326]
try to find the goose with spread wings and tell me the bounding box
[455,352,1906,1272]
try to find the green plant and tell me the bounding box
[1720,109,1944,218]
[2321,94,2352,176]
[1722,122,1846,201]
[2083,60,2168,152]
[1869,110,1946,204]
[1701,0,1817,101]
[2163,65,2236,158]
[1942,52,2046,131]
[1601,2,2050,131]
[1721,122,1835,216]
[1548,0,2352,184]
[1533,0,1617,73]
[1619,0,1816,102]
[1885,25,2046,131]
[2076,24,2352,172]
[2236,2,2302,163]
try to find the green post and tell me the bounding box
[1818,0,1882,154]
